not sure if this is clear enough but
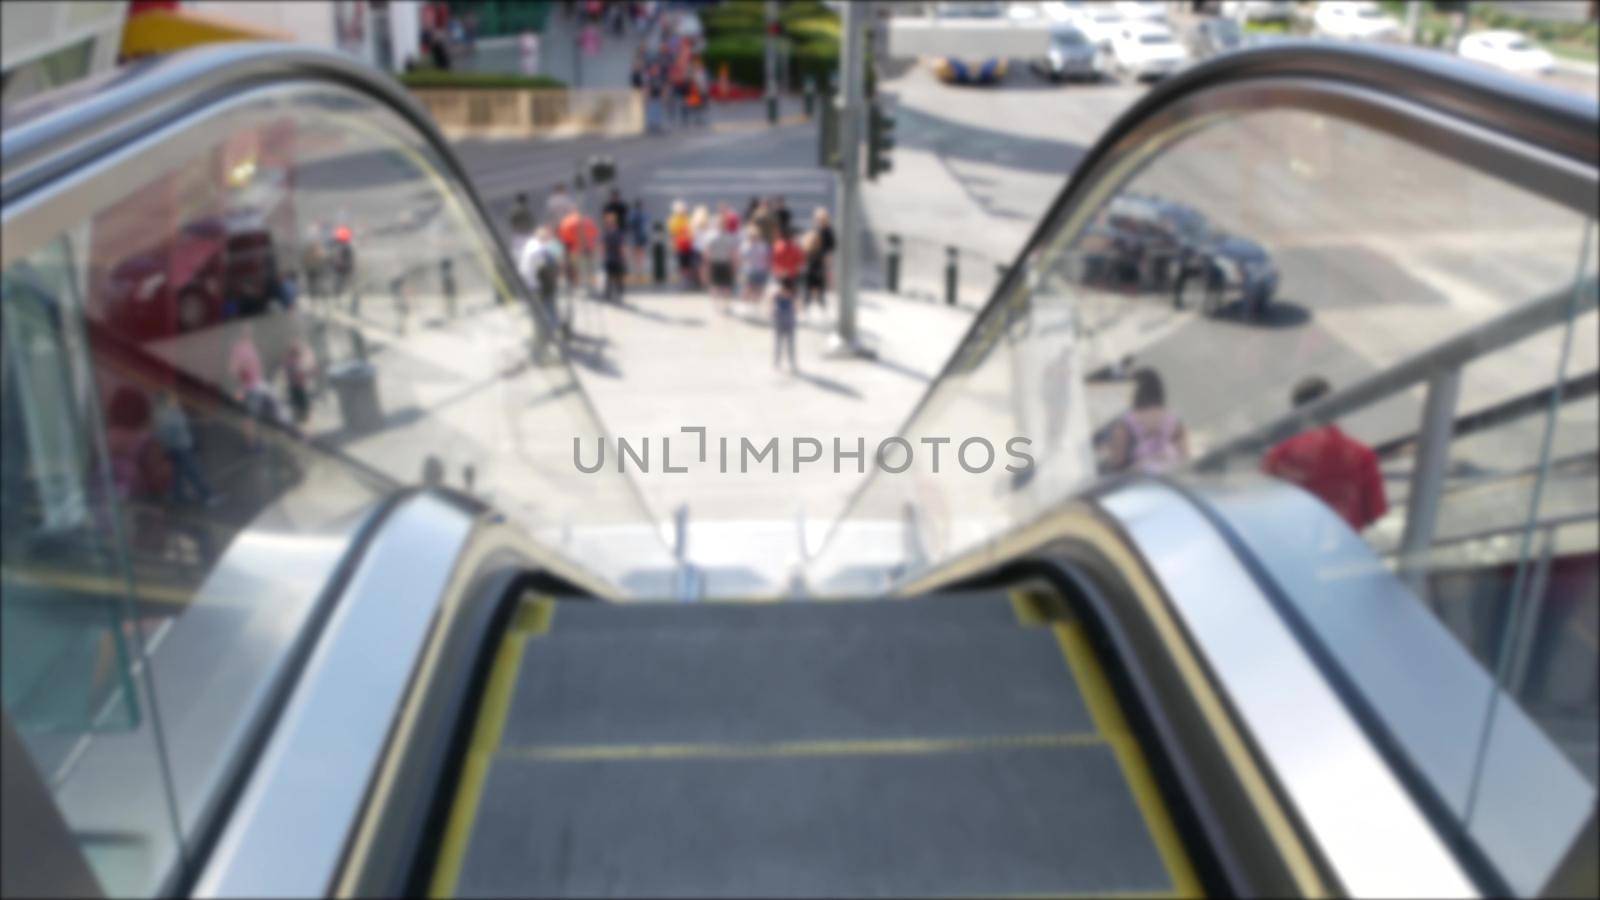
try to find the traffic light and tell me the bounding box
[867,101,895,181]
[589,155,616,185]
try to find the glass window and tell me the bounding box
[2,79,671,893]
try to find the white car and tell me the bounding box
[1065,4,1128,47]
[1312,1,1403,42]
[1109,21,1189,80]
[1458,30,1557,75]
[1220,0,1296,22]
[1113,1,1168,23]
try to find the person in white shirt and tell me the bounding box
[518,226,564,333]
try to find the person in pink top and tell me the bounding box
[228,322,263,398]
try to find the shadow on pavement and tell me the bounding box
[897,105,1086,176]
[613,300,707,327]
[563,337,623,378]
[1202,299,1314,330]
[792,369,863,400]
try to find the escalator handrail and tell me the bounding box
[0,41,677,577]
[811,40,1599,566]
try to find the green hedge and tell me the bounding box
[399,70,566,90]
[698,1,843,91]
[702,34,842,91]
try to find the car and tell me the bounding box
[1113,1,1168,23]
[1458,30,1557,76]
[1080,194,1279,320]
[1033,23,1105,81]
[1186,16,1246,59]
[932,56,1009,85]
[933,1,1003,17]
[1109,21,1189,80]
[1063,3,1127,48]
[1218,0,1296,23]
[1312,1,1403,42]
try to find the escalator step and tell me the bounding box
[457,744,1172,898]
[541,591,1023,635]
[501,626,1093,748]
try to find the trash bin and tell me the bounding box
[328,360,383,435]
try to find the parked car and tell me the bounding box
[1113,1,1168,23]
[1186,16,1246,58]
[1219,0,1296,23]
[1064,3,1128,48]
[932,56,1009,85]
[1312,1,1403,42]
[1458,30,1557,76]
[1033,23,1105,81]
[1081,194,1280,319]
[1109,21,1189,80]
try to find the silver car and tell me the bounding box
[1033,24,1104,82]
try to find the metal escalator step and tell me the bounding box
[458,744,1172,898]
[539,591,1024,635]
[501,625,1093,748]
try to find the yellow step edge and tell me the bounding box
[1054,620,1203,899]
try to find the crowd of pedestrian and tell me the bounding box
[511,181,836,373]
[633,18,711,132]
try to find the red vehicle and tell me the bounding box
[90,119,297,344]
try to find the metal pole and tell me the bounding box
[834,0,866,350]
[1404,1,1421,44]
[765,0,779,124]
[886,234,901,293]
[945,246,958,306]
[1398,368,1462,605]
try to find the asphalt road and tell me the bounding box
[453,101,834,247]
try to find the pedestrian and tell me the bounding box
[105,387,168,503]
[559,207,599,297]
[773,196,792,236]
[229,321,264,402]
[602,188,629,229]
[751,198,776,245]
[1262,377,1389,532]
[689,58,709,126]
[518,225,565,329]
[510,192,534,235]
[801,227,827,315]
[704,213,741,309]
[545,182,575,228]
[740,223,771,302]
[811,206,835,287]
[772,276,799,373]
[602,210,628,303]
[627,198,649,278]
[771,224,805,288]
[668,199,694,287]
[152,389,216,506]
[688,204,713,289]
[1101,368,1189,474]
[283,332,317,428]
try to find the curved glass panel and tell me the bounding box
[808,86,1597,894]
[2,79,671,893]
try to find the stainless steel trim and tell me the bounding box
[896,480,1480,897]
[192,492,477,898]
[1398,369,1463,602]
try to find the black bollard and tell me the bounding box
[886,235,901,294]
[652,221,667,285]
[945,246,958,307]
[440,257,457,317]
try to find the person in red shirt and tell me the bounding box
[1262,377,1389,531]
[770,225,805,287]
[558,208,599,295]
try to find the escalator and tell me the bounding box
[429,590,1197,898]
[3,38,1598,900]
